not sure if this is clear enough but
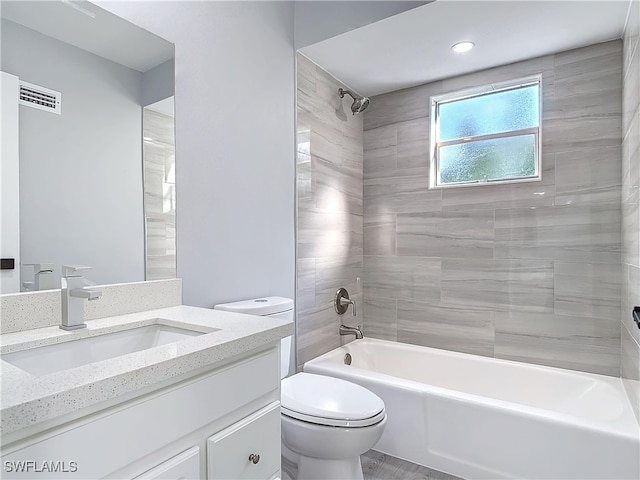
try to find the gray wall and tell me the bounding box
[296,53,364,368]
[1,19,145,286]
[363,41,623,377]
[97,1,296,308]
[621,0,640,423]
[294,1,429,49]
[142,59,175,107]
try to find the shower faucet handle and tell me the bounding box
[335,288,357,316]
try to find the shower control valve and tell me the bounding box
[335,287,357,316]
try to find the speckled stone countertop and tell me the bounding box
[0,305,293,437]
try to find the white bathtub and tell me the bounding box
[303,338,640,480]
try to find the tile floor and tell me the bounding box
[282,450,463,480]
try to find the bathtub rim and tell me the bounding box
[303,338,640,441]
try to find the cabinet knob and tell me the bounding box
[248,453,260,464]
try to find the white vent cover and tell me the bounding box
[19,81,61,114]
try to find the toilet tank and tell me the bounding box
[214,297,294,379]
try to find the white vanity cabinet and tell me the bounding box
[135,447,201,479]
[1,346,282,480]
[207,402,281,480]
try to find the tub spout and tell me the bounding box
[340,324,363,340]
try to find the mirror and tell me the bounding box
[0,1,176,293]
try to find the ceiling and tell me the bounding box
[2,1,631,92]
[300,0,632,97]
[294,1,430,48]
[1,1,173,73]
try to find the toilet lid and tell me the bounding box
[281,373,385,428]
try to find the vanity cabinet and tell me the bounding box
[135,447,200,479]
[207,402,281,480]
[1,346,282,480]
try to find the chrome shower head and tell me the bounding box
[338,88,370,115]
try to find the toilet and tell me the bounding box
[214,297,386,480]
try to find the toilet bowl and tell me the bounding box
[281,372,386,480]
[214,297,387,480]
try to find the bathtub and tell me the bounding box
[303,338,640,480]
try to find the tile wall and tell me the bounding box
[621,0,640,422]
[296,53,364,368]
[143,109,177,281]
[363,41,623,376]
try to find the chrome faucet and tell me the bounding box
[340,324,364,340]
[335,287,357,316]
[60,265,102,331]
[22,263,56,291]
[336,288,362,339]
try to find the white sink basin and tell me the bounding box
[2,323,206,376]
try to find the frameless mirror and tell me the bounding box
[0,0,176,293]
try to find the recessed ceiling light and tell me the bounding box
[451,41,475,54]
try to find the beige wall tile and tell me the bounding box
[397,301,495,357]
[297,41,626,377]
[441,258,554,313]
[295,53,364,367]
[363,294,397,341]
[495,311,620,376]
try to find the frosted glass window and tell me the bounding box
[430,77,541,188]
[438,85,539,141]
[440,135,536,184]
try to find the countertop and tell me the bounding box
[0,305,293,437]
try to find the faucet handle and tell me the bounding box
[62,265,92,278]
[335,288,357,316]
[23,263,55,273]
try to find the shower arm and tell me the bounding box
[338,88,357,101]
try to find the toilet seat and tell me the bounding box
[281,373,385,428]
[281,406,386,428]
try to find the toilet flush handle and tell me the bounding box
[249,453,260,464]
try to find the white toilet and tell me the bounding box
[214,297,387,480]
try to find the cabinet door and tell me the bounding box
[207,402,280,480]
[135,447,200,480]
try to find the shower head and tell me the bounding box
[338,88,370,115]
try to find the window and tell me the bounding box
[429,76,541,188]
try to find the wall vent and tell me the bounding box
[19,81,61,114]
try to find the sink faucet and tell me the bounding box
[340,324,364,340]
[61,265,102,331]
[22,263,56,291]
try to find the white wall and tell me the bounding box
[1,19,145,287]
[0,72,20,293]
[96,1,296,308]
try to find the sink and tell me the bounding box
[2,323,205,376]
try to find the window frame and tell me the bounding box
[429,75,543,189]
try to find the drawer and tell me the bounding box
[207,402,280,480]
[135,447,200,479]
